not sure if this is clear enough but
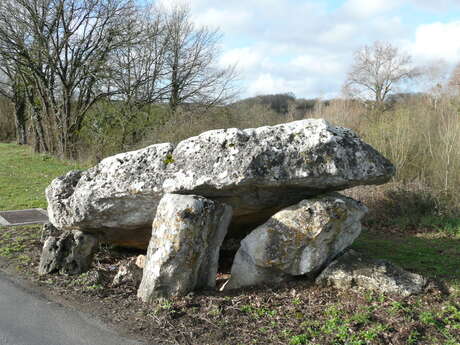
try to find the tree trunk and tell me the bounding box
[14,96,27,145]
[30,107,49,153]
[25,85,50,153]
[169,56,180,111]
[63,130,79,160]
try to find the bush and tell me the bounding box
[138,102,283,147]
[78,101,170,162]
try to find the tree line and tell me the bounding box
[0,0,236,159]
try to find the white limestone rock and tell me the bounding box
[38,230,98,275]
[46,119,394,248]
[135,255,146,269]
[316,250,427,296]
[46,144,174,248]
[137,194,232,301]
[112,257,143,287]
[226,194,367,289]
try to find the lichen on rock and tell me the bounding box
[316,249,427,296]
[225,193,367,290]
[46,119,394,249]
[137,194,232,301]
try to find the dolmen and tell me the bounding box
[42,119,398,300]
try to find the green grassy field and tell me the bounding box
[0,143,84,210]
[352,229,460,295]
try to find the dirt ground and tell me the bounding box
[0,224,459,345]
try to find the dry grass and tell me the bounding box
[311,95,460,218]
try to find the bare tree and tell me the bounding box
[0,0,136,158]
[343,41,419,104]
[164,5,237,111]
[0,59,28,145]
[104,4,170,150]
[0,50,48,150]
[109,6,169,105]
[0,1,238,157]
[104,3,238,149]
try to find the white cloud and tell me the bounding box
[247,74,278,95]
[155,0,460,99]
[410,21,460,63]
[319,23,357,44]
[219,47,262,71]
[193,8,251,32]
[247,73,318,97]
[246,72,339,99]
[290,54,345,77]
[408,0,460,11]
[341,0,460,18]
[341,0,399,18]
[241,51,346,99]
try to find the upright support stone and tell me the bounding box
[40,222,60,243]
[137,194,232,301]
[38,230,98,275]
[226,193,367,289]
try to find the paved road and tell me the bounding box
[0,271,144,345]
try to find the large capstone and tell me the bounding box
[46,119,394,248]
[38,230,98,275]
[225,194,367,290]
[137,194,232,301]
[316,250,427,296]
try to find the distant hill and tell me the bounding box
[233,92,431,116]
[232,93,320,115]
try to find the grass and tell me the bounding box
[352,227,460,295]
[0,143,84,210]
[418,216,460,236]
[0,225,41,269]
[384,216,460,235]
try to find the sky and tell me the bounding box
[159,0,460,99]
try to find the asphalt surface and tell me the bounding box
[0,271,144,345]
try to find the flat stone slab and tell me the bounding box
[46,119,395,249]
[0,209,49,226]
